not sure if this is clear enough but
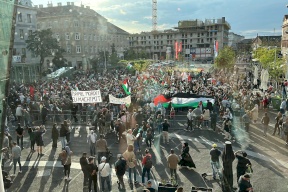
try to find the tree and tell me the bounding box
[26,29,63,74]
[52,49,67,70]
[253,47,286,79]
[133,60,150,72]
[214,46,236,68]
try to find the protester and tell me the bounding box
[122,145,138,184]
[59,146,73,180]
[34,126,46,157]
[210,144,222,180]
[238,174,253,192]
[234,150,252,182]
[87,156,98,192]
[115,154,127,190]
[167,149,179,180]
[142,149,152,184]
[15,123,24,149]
[51,123,59,148]
[261,112,270,137]
[87,130,97,156]
[11,142,22,176]
[27,127,35,152]
[98,156,111,191]
[79,152,89,187]
[162,119,170,144]
[178,143,196,169]
[96,134,108,164]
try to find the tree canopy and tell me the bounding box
[214,46,236,68]
[26,29,63,73]
[253,47,286,79]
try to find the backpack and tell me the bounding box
[144,155,153,169]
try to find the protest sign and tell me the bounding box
[71,90,102,103]
[109,94,131,105]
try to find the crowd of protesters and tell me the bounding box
[1,63,288,191]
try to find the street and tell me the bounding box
[4,107,288,192]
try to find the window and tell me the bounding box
[75,33,80,40]
[84,46,88,53]
[65,33,70,40]
[74,21,79,27]
[67,45,71,53]
[84,34,87,40]
[90,46,93,53]
[94,34,97,41]
[28,30,33,36]
[89,34,93,40]
[21,48,26,56]
[94,46,97,53]
[13,48,16,55]
[76,45,81,53]
[19,29,24,39]
[18,13,22,22]
[27,14,32,23]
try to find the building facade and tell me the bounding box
[10,0,39,83]
[282,15,288,56]
[36,2,129,69]
[129,17,231,60]
[228,32,244,48]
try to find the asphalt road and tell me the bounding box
[4,106,288,192]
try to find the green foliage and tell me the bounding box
[133,60,151,72]
[52,49,67,69]
[214,46,236,68]
[26,29,63,73]
[253,47,285,79]
[124,48,150,60]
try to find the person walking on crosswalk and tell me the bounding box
[122,145,138,184]
[11,142,22,176]
[261,112,270,137]
[98,156,112,191]
[167,149,179,180]
[142,149,153,184]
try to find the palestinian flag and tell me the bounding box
[154,93,213,108]
[122,79,131,95]
[162,97,214,108]
[154,94,172,105]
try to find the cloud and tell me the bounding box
[131,21,139,24]
[143,16,152,20]
[120,9,127,15]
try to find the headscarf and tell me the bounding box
[65,146,71,155]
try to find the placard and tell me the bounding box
[71,90,102,103]
[109,94,131,105]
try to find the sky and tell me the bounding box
[31,0,287,38]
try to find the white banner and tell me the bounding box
[109,94,131,105]
[71,90,102,103]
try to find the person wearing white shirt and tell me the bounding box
[87,130,97,156]
[126,129,136,146]
[98,156,112,191]
[186,109,193,131]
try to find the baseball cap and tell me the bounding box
[147,180,152,184]
[212,143,217,148]
[117,154,122,158]
[101,156,107,162]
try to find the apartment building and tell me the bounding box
[129,17,230,60]
[36,2,129,68]
[10,0,39,83]
[282,15,288,56]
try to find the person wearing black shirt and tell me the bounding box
[162,119,170,144]
[235,150,252,182]
[115,154,127,190]
[238,174,253,192]
[206,100,213,111]
[87,157,98,192]
[15,124,24,149]
[210,144,221,180]
[144,180,155,192]
[79,153,89,186]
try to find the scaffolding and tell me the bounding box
[10,63,40,83]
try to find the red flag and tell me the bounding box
[175,41,178,59]
[188,74,192,82]
[29,86,35,99]
[178,42,182,52]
